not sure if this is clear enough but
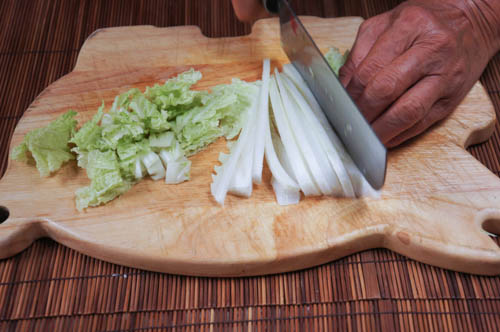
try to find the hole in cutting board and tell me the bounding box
[482,218,500,237]
[0,206,9,223]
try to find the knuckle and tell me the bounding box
[431,32,456,51]
[398,5,434,23]
[358,13,390,36]
[385,98,426,131]
[359,19,375,34]
[369,72,399,101]
[383,113,404,132]
[397,5,448,36]
[450,59,466,77]
[399,98,427,124]
[431,98,454,122]
[339,60,354,76]
[358,20,370,34]
[358,13,387,35]
[349,71,368,93]
[352,70,369,90]
[356,59,385,88]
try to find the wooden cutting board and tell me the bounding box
[1,17,500,277]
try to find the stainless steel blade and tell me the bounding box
[278,0,387,189]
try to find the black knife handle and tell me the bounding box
[262,0,279,14]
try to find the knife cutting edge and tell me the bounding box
[262,0,387,190]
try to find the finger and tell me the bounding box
[339,13,390,87]
[372,76,444,144]
[385,99,449,147]
[346,20,421,101]
[355,45,434,123]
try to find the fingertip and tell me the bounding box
[385,137,403,148]
[372,117,396,147]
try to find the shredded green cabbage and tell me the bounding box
[116,139,151,181]
[11,110,78,177]
[173,78,258,155]
[145,68,207,120]
[75,150,132,211]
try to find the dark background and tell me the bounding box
[1,0,500,330]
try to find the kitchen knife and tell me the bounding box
[262,0,387,189]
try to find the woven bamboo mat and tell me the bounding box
[1,0,500,330]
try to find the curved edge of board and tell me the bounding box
[0,219,386,277]
[62,225,388,277]
[0,218,47,259]
[384,216,500,276]
[462,110,497,150]
[455,82,497,149]
[1,212,499,277]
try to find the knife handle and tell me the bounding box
[262,0,279,14]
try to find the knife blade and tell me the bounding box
[262,0,387,189]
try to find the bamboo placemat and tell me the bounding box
[1,0,500,330]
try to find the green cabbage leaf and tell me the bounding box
[325,47,349,76]
[11,110,78,177]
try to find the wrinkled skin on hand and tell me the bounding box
[339,0,500,147]
[229,0,499,147]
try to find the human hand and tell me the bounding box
[231,0,270,22]
[339,0,500,147]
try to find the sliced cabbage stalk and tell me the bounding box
[264,86,300,204]
[211,92,260,205]
[266,116,301,205]
[228,58,271,195]
[149,131,175,149]
[282,64,349,159]
[269,75,320,196]
[142,152,165,180]
[134,158,146,180]
[165,158,191,184]
[281,74,355,197]
[251,58,271,184]
[275,70,339,196]
[264,107,299,191]
[228,139,254,197]
[270,119,296,182]
[158,140,185,164]
[271,177,301,205]
[226,102,255,197]
[159,141,192,184]
[283,64,376,197]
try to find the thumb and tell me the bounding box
[231,0,270,22]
